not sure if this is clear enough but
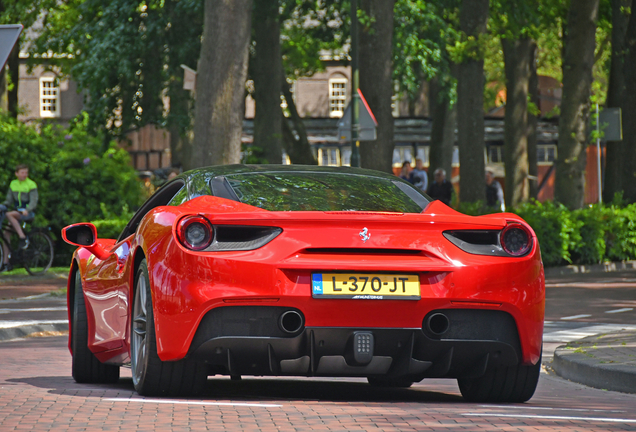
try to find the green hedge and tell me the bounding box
[458,197,636,267]
[0,113,143,264]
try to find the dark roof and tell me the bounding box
[186,164,397,180]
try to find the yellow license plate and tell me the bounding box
[312,273,420,300]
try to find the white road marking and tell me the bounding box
[0,293,58,303]
[104,398,283,408]
[0,307,67,314]
[480,405,625,413]
[560,314,592,320]
[605,307,633,314]
[543,324,636,343]
[463,413,636,423]
[0,319,67,329]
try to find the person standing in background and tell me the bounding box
[427,168,454,206]
[409,158,428,193]
[399,161,412,183]
[485,169,505,212]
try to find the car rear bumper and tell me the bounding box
[186,306,524,379]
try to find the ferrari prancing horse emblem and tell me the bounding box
[359,227,371,243]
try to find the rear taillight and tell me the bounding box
[177,216,214,251]
[500,224,532,256]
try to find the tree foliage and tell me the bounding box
[0,113,143,253]
[27,0,202,141]
[392,0,458,107]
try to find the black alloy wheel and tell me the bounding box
[131,259,207,396]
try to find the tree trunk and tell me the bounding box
[456,0,488,204]
[622,5,636,202]
[253,0,283,164]
[603,0,632,203]
[190,0,252,169]
[502,37,532,208]
[528,41,539,200]
[358,0,395,173]
[6,43,19,118]
[555,0,599,209]
[428,78,456,188]
[0,65,5,112]
[166,76,192,169]
[281,77,316,165]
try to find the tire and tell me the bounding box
[367,376,414,388]
[23,230,54,275]
[458,355,542,403]
[131,259,207,397]
[71,270,120,383]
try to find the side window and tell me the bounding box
[187,174,213,200]
[168,186,188,206]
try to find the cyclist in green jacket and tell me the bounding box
[1,164,38,272]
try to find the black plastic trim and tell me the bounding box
[186,307,524,380]
[443,230,509,257]
[202,226,282,251]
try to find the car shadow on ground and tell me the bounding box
[6,375,464,404]
[3,336,464,403]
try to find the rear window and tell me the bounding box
[212,172,429,213]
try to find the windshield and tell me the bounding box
[211,172,429,213]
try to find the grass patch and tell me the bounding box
[0,266,68,277]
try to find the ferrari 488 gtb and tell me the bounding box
[62,165,544,402]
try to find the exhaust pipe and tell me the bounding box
[426,313,450,336]
[279,310,304,334]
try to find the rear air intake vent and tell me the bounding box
[446,230,499,245]
[203,226,282,251]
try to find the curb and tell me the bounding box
[0,322,68,342]
[544,260,636,277]
[552,331,636,394]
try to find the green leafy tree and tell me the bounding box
[27,0,202,158]
[0,113,143,262]
[455,0,489,204]
[603,0,632,202]
[358,0,397,173]
[490,0,542,208]
[393,0,458,184]
[0,0,55,117]
[189,0,252,168]
[555,0,600,209]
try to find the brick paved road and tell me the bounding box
[2,337,636,431]
[2,270,636,431]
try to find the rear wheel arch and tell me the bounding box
[67,260,80,343]
[130,247,147,306]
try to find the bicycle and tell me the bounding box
[0,219,54,275]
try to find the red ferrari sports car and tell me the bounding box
[62,165,544,402]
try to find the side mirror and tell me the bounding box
[62,223,111,260]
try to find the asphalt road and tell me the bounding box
[0,270,635,431]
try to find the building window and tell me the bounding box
[341,146,351,166]
[329,78,347,118]
[537,144,557,165]
[318,147,340,166]
[391,93,400,117]
[392,146,414,167]
[487,145,504,164]
[40,77,60,118]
